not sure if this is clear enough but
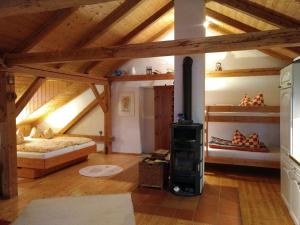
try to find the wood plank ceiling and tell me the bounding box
[0,0,298,125]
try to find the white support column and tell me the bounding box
[174,0,205,123]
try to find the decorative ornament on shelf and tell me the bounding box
[215,62,222,71]
[146,66,152,75]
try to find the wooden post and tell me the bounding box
[104,83,112,154]
[0,71,18,198]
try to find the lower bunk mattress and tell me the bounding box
[205,146,280,162]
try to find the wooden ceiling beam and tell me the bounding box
[212,0,300,28]
[15,77,45,116]
[79,1,174,73]
[13,8,78,53]
[207,23,293,62]
[0,0,117,18]
[210,0,300,54]
[5,27,300,65]
[7,66,107,84]
[206,9,296,61]
[89,84,107,112]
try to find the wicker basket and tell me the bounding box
[139,159,169,190]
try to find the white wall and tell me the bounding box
[174,0,206,123]
[38,85,105,152]
[111,83,143,153]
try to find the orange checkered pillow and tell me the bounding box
[239,94,251,106]
[251,93,264,106]
[242,133,260,148]
[232,130,246,145]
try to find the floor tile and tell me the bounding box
[174,209,194,220]
[217,215,242,225]
[219,199,241,218]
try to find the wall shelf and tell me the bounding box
[109,74,174,82]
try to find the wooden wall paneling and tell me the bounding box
[80,1,174,74]
[154,86,174,150]
[0,0,117,18]
[6,27,300,65]
[15,77,45,116]
[0,72,17,198]
[28,82,88,125]
[58,99,98,134]
[13,8,78,53]
[104,83,112,154]
[0,73,6,123]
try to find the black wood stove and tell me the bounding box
[170,57,204,196]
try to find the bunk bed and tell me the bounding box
[17,136,97,178]
[205,105,280,168]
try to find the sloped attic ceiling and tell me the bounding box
[1,0,299,125]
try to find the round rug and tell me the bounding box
[79,165,124,177]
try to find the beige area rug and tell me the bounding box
[12,193,135,225]
[79,165,124,177]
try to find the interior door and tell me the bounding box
[154,86,174,150]
[280,87,292,153]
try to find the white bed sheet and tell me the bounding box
[17,141,96,159]
[206,147,280,161]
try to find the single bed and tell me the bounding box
[17,136,97,178]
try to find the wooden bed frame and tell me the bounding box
[205,105,280,169]
[17,145,97,179]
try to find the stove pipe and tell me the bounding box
[183,56,193,121]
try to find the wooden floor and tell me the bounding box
[0,153,294,225]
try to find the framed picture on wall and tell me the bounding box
[118,93,134,116]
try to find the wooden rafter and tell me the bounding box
[13,8,78,53]
[8,66,107,84]
[79,1,174,73]
[206,9,296,61]
[58,99,98,134]
[89,84,107,112]
[73,0,142,49]
[56,0,142,70]
[0,0,117,18]
[212,0,300,28]
[5,27,300,65]
[0,72,17,198]
[15,77,45,116]
[207,23,293,62]
[210,0,300,54]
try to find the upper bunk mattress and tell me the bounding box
[17,136,96,159]
[206,147,280,161]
